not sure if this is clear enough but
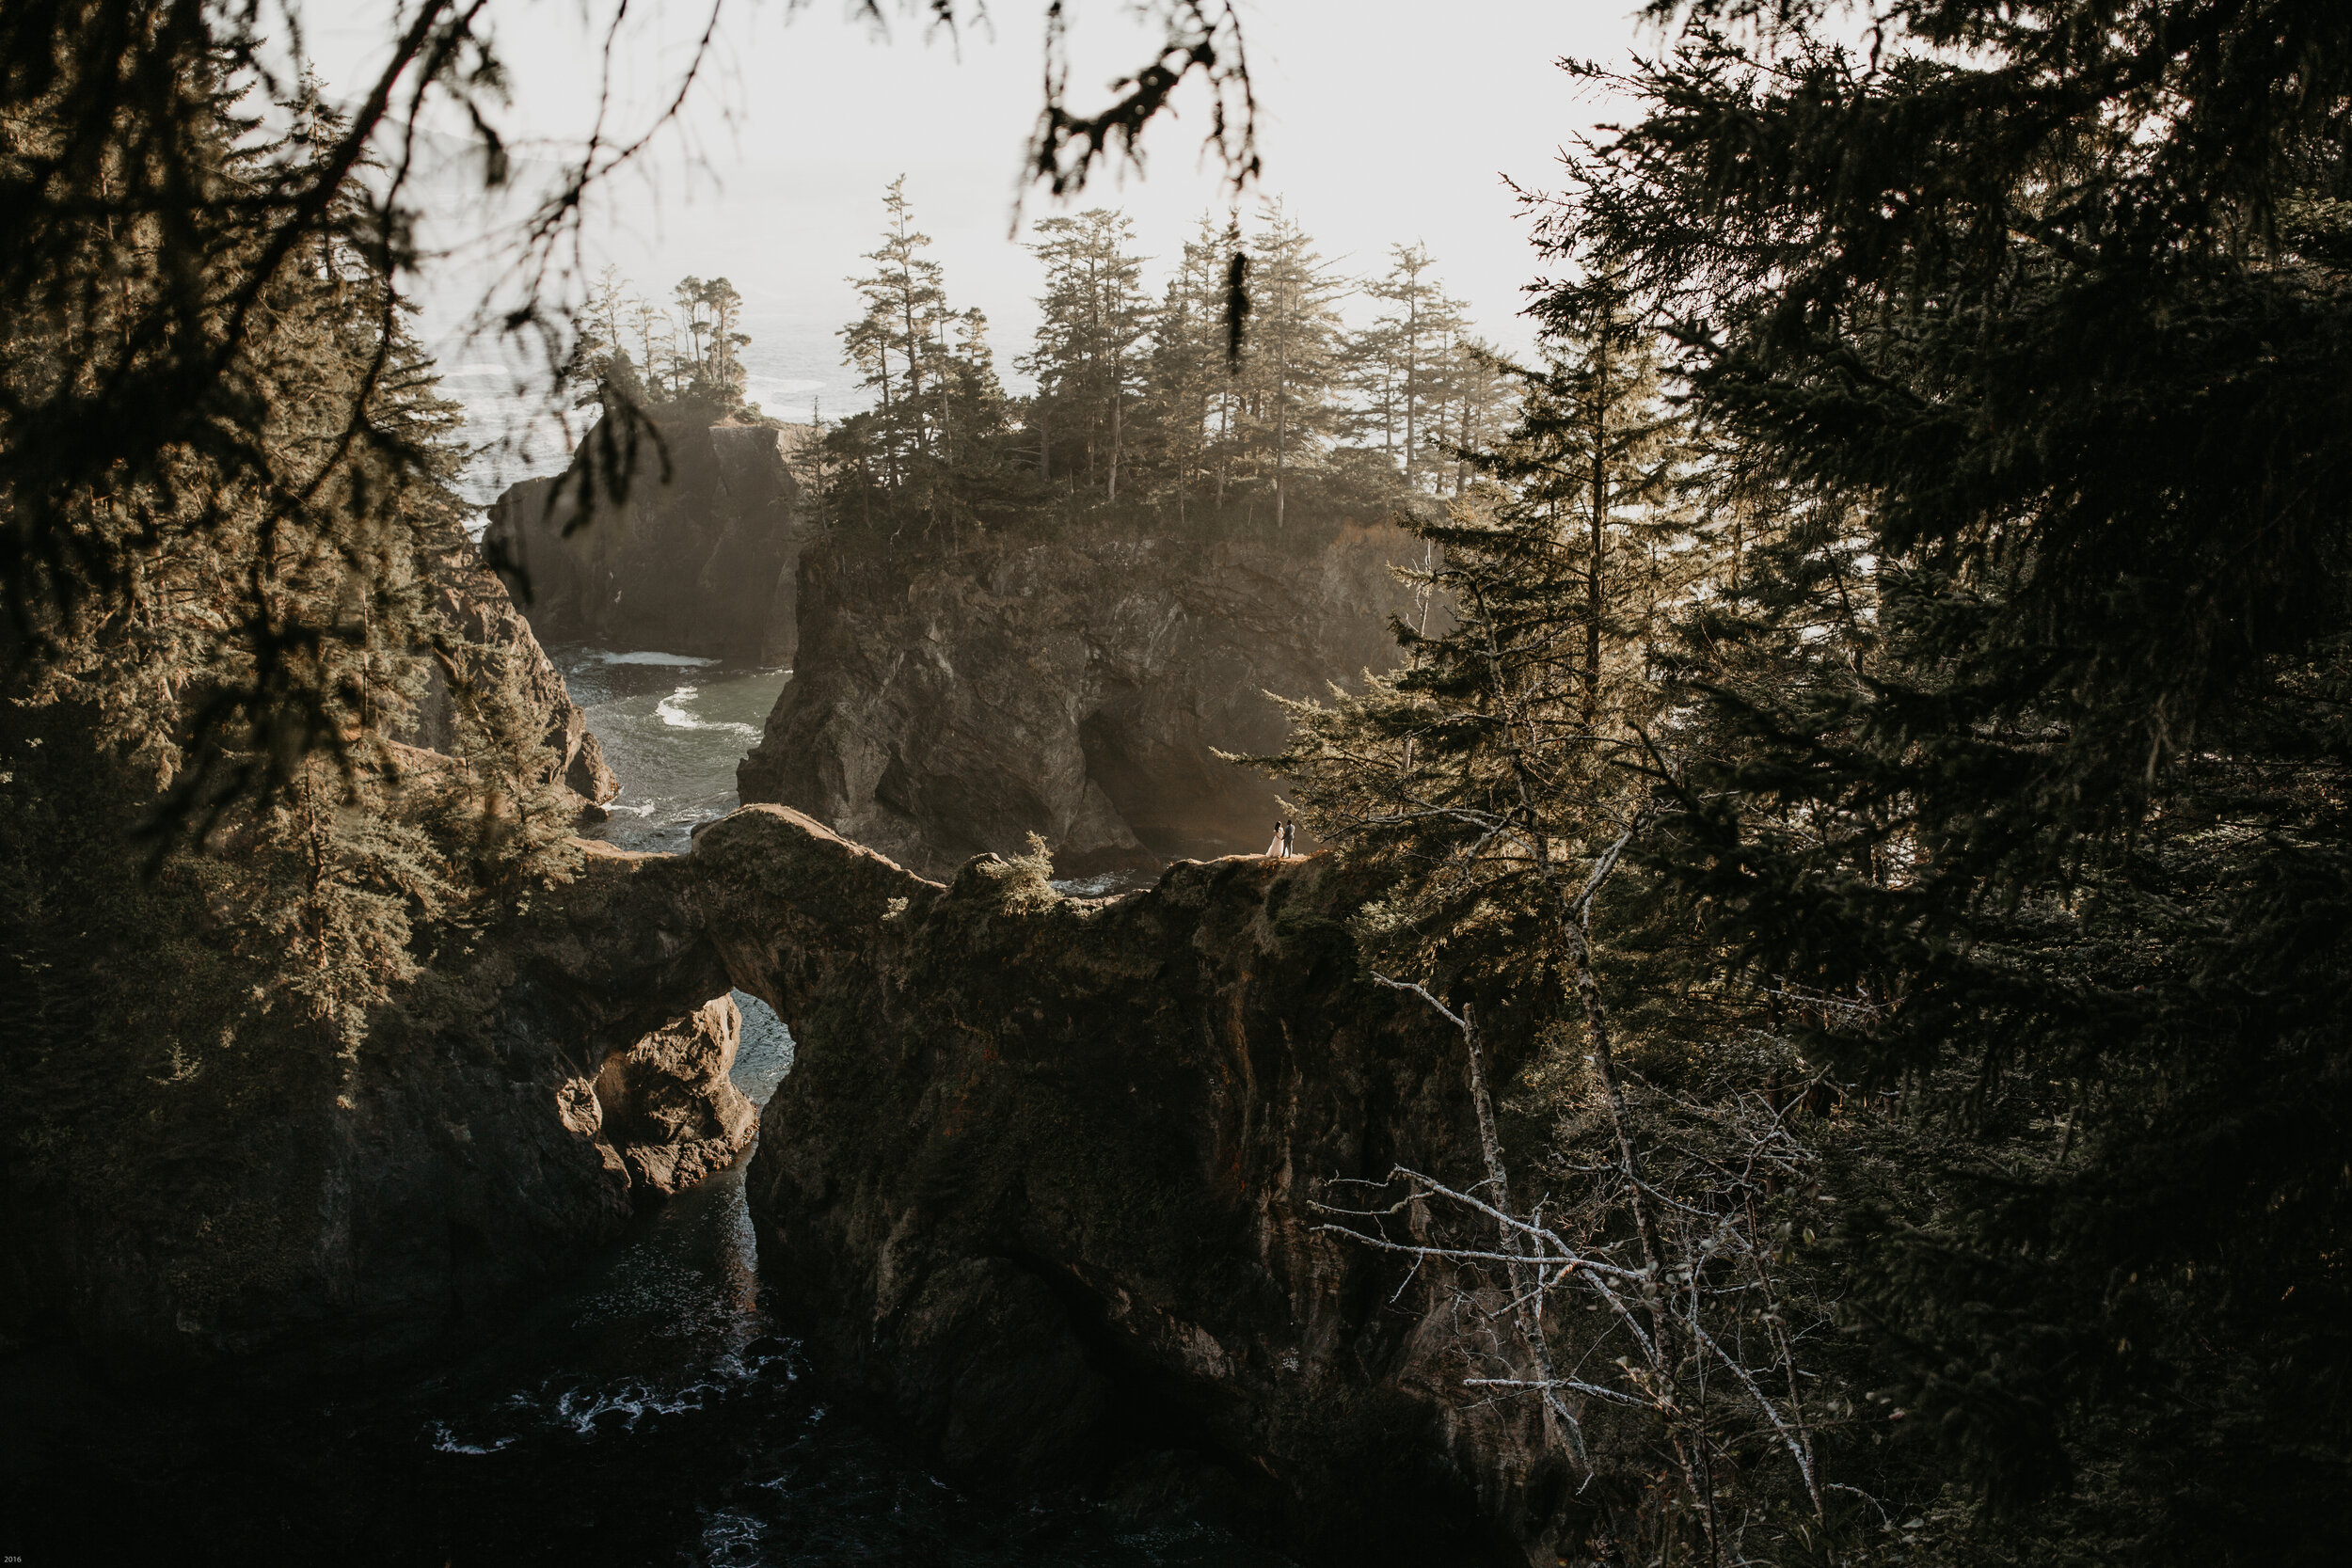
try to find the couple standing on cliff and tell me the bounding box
[1264,820,1296,859]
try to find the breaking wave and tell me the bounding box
[600,650,719,667]
[656,685,760,737]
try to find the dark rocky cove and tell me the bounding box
[1,462,1527,1561]
[7,980,1298,1567]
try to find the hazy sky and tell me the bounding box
[307,2,1656,492]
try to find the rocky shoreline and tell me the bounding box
[7,478,1560,1558]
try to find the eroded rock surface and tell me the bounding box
[8,770,1561,1555]
[411,517,618,810]
[694,804,1552,1562]
[588,993,758,1196]
[484,416,814,663]
[736,526,1423,878]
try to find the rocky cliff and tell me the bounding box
[694,805,1565,1563]
[414,521,617,809]
[0,830,755,1376]
[484,416,815,663]
[0,543,735,1378]
[7,754,1567,1557]
[736,525,1425,879]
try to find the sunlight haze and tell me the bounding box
[307,2,1649,491]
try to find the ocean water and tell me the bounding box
[551,645,790,855]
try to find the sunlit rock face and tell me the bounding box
[695,804,1558,1561]
[588,993,757,1196]
[736,523,1423,879]
[410,518,618,809]
[482,416,815,665]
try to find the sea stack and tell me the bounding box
[737,522,1425,879]
[483,415,816,664]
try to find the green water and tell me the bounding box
[552,645,792,856]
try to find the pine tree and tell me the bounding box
[1135,215,1233,517]
[1263,295,1701,949]
[1345,243,1467,490]
[1232,200,1346,527]
[1252,309,1774,1548]
[0,69,581,1116]
[1018,208,1150,499]
[566,268,759,419]
[672,275,751,410]
[1557,1,2352,1551]
[250,751,453,1052]
[822,178,1012,546]
[1434,331,1514,499]
[840,176,957,481]
[570,265,651,411]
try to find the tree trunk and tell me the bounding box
[1107,379,1122,502]
[1404,301,1419,489]
[1274,359,1288,529]
[1585,331,1608,734]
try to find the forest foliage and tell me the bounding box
[0,52,588,1243]
[755,182,1520,552]
[1257,2,2352,1564]
[2,2,2348,1565]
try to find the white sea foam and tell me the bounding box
[547,1376,733,1437]
[424,1420,514,1455]
[655,686,759,737]
[600,650,718,667]
[699,1507,768,1567]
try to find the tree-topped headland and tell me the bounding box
[805,180,1518,556]
[726,181,1520,875]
